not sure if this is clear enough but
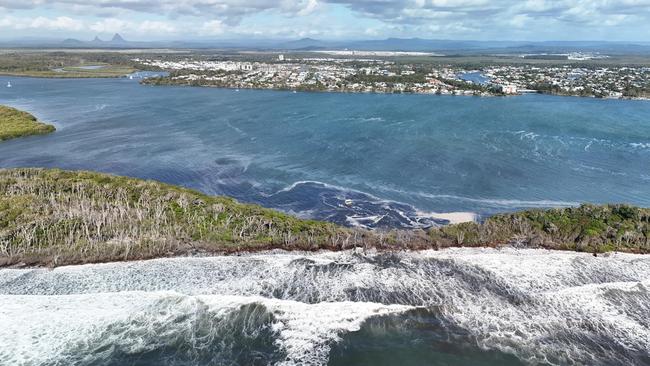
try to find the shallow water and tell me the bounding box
[1,76,649,228]
[459,71,490,85]
[1,248,648,365]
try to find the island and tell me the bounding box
[0,105,55,141]
[1,168,647,267]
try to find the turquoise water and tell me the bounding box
[1,76,649,228]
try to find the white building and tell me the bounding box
[278,54,285,61]
[500,84,518,94]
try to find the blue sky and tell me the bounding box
[1,1,650,41]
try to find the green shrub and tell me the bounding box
[0,105,55,141]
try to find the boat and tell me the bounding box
[6,82,11,88]
[344,199,354,206]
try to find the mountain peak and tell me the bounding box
[111,33,126,43]
[62,38,83,44]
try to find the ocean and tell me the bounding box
[1,249,648,365]
[1,76,650,365]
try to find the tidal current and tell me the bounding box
[1,77,650,365]
[1,76,650,228]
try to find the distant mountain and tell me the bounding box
[111,33,127,44]
[316,38,650,54]
[278,38,334,50]
[50,36,523,52]
[59,34,133,48]
[61,38,84,46]
[0,35,648,54]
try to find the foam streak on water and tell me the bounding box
[2,79,650,228]
[1,248,649,366]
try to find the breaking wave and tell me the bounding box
[1,248,649,366]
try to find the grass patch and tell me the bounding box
[0,105,55,141]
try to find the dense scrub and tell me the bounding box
[0,169,368,266]
[0,106,55,141]
[0,168,647,267]
[436,205,650,254]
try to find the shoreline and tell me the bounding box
[3,245,641,270]
[0,105,55,141]
[3,72,648,100]
[0,67,138,79]
[140,78,498,97]
[140,78,650,101]
[1,168,648,269]
[0,72,134,79]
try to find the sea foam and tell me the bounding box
[1,248,648,365]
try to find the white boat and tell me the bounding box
[344,199,354,206]
[6,82,11,88]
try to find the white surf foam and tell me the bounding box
[1,248,648,365]
[0,291,411,366]
[266,180,478,228]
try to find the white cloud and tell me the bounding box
[89,18,128,33]
[510,14,530,28]
[31,16,84,31]
[0,0,325,23]
[0,15,84,31]
[88,18,178,34]
[2,0,650,39]
[0,15,179,36]
[138,20,175,33]
[297,0,319,16]
[200,20,224,35]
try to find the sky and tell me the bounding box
[1,0,650,41]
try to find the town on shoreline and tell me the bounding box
[135,52,650,100]
[2,49,650,100]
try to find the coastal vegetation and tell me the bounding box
[0,51,137,78]
[0,105,55,141]
[1,168,647,267]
